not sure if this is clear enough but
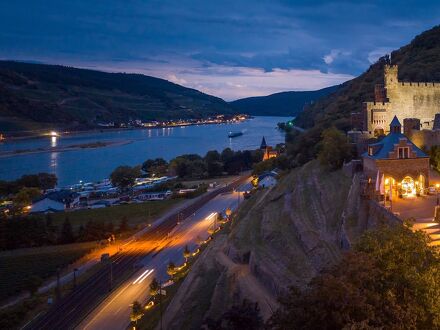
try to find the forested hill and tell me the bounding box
[294,24,440,130]
[0,61,234,133]
[229,85,339,117]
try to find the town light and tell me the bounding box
[50,131,59,137]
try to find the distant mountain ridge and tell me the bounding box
[229,85,340,117]
[0,61,234,134]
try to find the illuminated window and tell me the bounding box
[398,147,409,159]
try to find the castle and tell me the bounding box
[359,64,440,137]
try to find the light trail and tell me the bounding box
[132,269,151,284]
[138,269,154,284]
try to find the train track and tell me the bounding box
[27,175,249,329]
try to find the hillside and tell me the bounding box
[294,25,440,130]
[161,162,372,328]
[0,61,234,134]
[229,85,339,117]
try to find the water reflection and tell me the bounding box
[51,136,57,148]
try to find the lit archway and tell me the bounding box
[400,176,416,197]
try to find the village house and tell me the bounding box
[30,190,80,213]
[362,116,430,198]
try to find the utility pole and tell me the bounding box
[56,268,61,301]
[159,280,163,330]
[73,268,78,290]
[109,261,113,291]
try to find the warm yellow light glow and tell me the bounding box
[385,178,389,185]
[436,184,439,189]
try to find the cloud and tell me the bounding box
[1,0,440,99]
[367,47,393,64]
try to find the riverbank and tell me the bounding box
[0,116,251,141]
[0,140,132,158]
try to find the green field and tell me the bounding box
[0,242,96,301]
[52,199,183,229]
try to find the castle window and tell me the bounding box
[398,147,410,159]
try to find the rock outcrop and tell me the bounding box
[162,162,370,329]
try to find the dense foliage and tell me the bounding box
[229,85,339,117]
[0,214,124,250]
[268,225,440,329]
[110,165,142,189]
[0,172,57,196]
[317,127,353,170]
[142,148,264,180]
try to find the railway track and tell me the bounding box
[26,175,248,329]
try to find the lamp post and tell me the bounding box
[436,184,439,206]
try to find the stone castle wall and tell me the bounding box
[407,129,440,150]
[364,65,440,135]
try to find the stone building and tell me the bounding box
[360,64,440,137]
[362,116,430,197]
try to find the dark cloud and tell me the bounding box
[0,0,439,99]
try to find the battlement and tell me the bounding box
[399,81,440,88]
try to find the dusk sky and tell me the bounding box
[1,1,439,100]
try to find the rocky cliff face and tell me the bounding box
[162,162,370,329]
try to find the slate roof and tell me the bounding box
[362,133,428,160]
[34,190,80,204]
[260,136,267,149]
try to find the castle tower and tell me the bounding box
[384,64,398,87]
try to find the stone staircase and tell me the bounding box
[412,220,440,246]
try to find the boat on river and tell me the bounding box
[228,131,243,138]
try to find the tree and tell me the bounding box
[23,275,43,296]
[110,165,141,190]
[267,225,440,330]
[183,245,191,262]
[205,150,221,163]
[167,262,176,277]
[118,216,129,233]
[130,300,143,325]
[59,217,74,244]
[317,127,352,170]
[12,187,41,211]
[205,299,263,330]
[141,158,168,177]
[149,277,160,297]
[17,173,57,191]
[430,145,440,171]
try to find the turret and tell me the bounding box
[384,64,398,87]
[390,116,401,134]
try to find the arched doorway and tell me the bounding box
[400,176,416,197]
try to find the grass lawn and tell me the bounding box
[51,199,183,229]
[0,242,96,302]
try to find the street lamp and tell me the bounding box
[436,184,439,206]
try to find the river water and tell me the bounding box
[1,116,290,186]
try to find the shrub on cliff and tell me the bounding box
[317,127,352,170]
[267,225,440,329]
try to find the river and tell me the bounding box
[1,116,290,186]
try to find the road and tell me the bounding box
[79,191,242,330]
[27,176,248,330]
